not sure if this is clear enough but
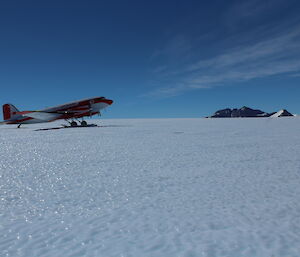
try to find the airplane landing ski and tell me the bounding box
[35,124,98,131]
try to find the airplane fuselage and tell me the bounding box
[3,97,113,125]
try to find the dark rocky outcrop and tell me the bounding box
[206,106,293,118]
[211,108,232,118]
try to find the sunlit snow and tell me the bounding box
[1,118,300,257]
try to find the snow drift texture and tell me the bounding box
[1,118,300,257]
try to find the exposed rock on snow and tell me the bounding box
[207,106,269,118]
[207,106,294,118]
[270,109,294,117]
[211,108,232,117]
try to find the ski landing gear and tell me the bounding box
[80,120,87,127]
[67,119,89,127]
[70,121,78,127]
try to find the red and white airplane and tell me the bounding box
[1,96,113,128]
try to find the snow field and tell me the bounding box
[1,118,300,257]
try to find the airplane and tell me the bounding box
[1,96,113,128]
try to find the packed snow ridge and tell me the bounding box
[1,118,300,257]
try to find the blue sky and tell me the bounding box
[1,0,300,118]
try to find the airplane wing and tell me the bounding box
[56,110,91,114]
[17,111,62,121]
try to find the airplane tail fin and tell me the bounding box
[2,104,20,121]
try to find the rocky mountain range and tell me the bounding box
[206,106,294,118]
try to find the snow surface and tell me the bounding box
[1,118,300,257]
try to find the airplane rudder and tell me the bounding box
[2,104,20,120]
[3,104,11,120]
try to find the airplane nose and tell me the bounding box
[106,99,113,105]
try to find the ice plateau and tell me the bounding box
[1,118,300,257]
